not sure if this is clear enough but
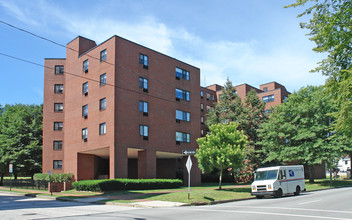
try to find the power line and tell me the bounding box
[0,51,206,111]
[0,20,204,98]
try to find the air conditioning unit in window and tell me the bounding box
[176,141,181,145]
[143,136,148,140]
[176,97,180,102]
[85,69,88,73]
[143,112,148,116]
[176,119,180,123]
[84,92,88,96]
[143,88,148,93]
[84,115,88,119]
[176,76,180,80]
[143,65,148,70]
[83,138,87,142]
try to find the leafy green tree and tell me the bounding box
[0,104,43,183]
[196,122,247,189]
[206,80,267,182]
[259,86,351,183]
[286,1,352,137]
[206,79,243,126]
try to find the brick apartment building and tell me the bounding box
[199,82,291,135]
[43,35,292,184]
[43,35,202,184]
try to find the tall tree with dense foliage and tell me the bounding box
[286,0,352,137]
[206,79,243,126]
[206,79,267,182]
[259,86,351,183]
[0,104,43,183]
[196,122,247,189]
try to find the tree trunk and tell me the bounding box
[0,173,3,185]
[309,165,315,183]
[219,169,223,190]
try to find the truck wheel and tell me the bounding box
[294,186,301,196]
[275,189,283,198]
[256,195,264,199]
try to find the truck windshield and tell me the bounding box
[255,169,278,180]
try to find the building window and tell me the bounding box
[139,101,148,116]
[284,96,288,102]
[99,123,106,135]
[100,49,107,62]
[139,77,148,92]
[82,105,88,118]
[54,122,63,131]
[83,59,89,73]
[176,131,190,143]
[82,128,88,141]
[206,93,214,100]
[53,141,62,150]
[175,88,190,101]
[200,103,204,111]
[200,91,204,98]
[201,130,204,136]
[219,94,223,101]
[54,103,63,112]
[54,84,63,94]
[100,98,106,111]
[264,109,272,114]
[139,54,148,69]
[100,73,106,86]
[55,65,64,75]
[53,160,62,169]
[263,95,274,103]
[139,125,148,140]
[176,110,190,122]
[201,116,204,124]
[175,67,190,80]
[263,87,268,92]
[206,106,214,112]
[82,82,88,96]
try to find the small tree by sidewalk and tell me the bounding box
[196,122,247,190]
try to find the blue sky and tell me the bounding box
[0,0,326,105]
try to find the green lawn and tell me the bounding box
[1,179,351,205]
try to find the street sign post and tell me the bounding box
[9,164,13,191]
[186,155,192,199]
[48,170,52,196]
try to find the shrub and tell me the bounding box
[33,173,74,183]
[72,178,183,192]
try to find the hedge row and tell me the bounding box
[33,173,74,183]
[72,178,183,192]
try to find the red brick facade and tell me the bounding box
[43,36,201,185]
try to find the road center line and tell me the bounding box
[299,200,322,205]
[162,207,352,220]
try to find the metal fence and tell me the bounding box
[3,179,48,190]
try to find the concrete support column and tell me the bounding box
[182,156,201,186]
[138,149,156,179]
[110,145,128,179]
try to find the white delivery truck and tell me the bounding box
[251,165,305,199]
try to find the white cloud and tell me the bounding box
[1,1,327,92]
[0,0,40,26]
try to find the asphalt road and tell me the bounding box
[1,187,352,219]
